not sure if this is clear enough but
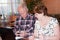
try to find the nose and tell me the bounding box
[35,13,38,15]
[35,13,38,18]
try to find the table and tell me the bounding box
[0,28,15,40]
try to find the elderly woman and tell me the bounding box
[33,4,60,40]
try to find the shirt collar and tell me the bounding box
[18,13,30,19]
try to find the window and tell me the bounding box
[0,0,20,15]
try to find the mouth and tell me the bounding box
[35,17,38,20]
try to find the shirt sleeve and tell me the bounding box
[42,18,59,36]
[51,18,59,27]
[27,15,36,36]
[12,18,20,34]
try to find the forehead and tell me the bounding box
[17,5,24,11]
[18,4,27,9]
[18,5,24,8]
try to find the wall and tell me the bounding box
[43,0,60,14]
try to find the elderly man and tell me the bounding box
[13,0,35,40]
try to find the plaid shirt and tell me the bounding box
[13,14,35,37]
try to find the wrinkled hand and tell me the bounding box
[15,31,27,37]
[15,31,20,37]
[20,31,27,37]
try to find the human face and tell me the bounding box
[35,12,44,19]
[18,5,28,15]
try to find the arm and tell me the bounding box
[28,15,36,40]
[46,25,59,40]
[28,23,35,40]
[44,24,59,40]
[12,17,21,37]
[13,19,19,32]
[43,19,60,40]
[27,27,35,40]
[52,23,59,40]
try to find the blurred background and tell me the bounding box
[0,0,60,27]
[0,0,21,27]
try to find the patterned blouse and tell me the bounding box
[35,17,59,39]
